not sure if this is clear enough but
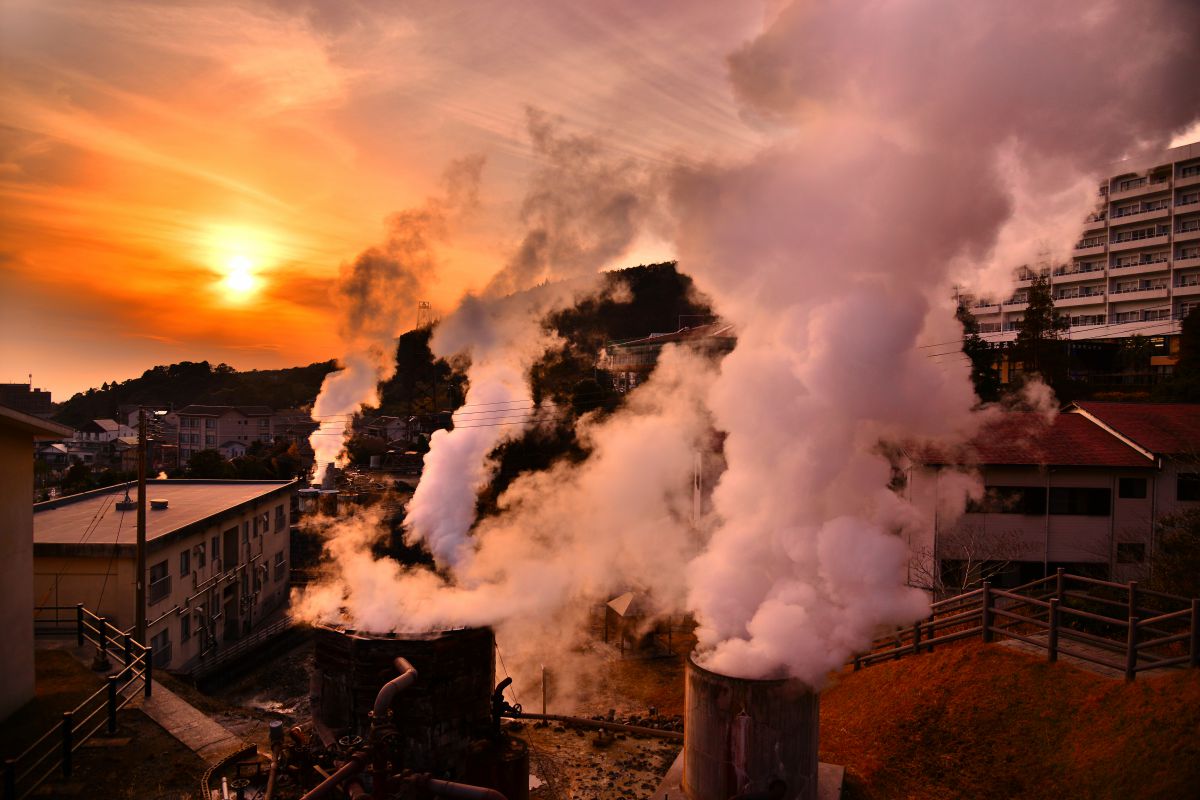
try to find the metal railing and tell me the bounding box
[853,570,1199,683]
[4,606,152,800]
[188,615,295,680]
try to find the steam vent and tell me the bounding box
[683,655,819,800]
[312,624,496,776]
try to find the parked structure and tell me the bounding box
[972,141,1200,345]
[0,405,72,720]
[32,479,298,672]
[906,402,1200,591]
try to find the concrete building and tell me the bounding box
[973,141,1200,345]
[906,403,1200,593]
[32,479,298,672]
[176,405,275,463]
[0,383,54,419]
[0,405,72,721]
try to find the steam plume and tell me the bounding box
[298,1,1200,691]
[309,157,484,480]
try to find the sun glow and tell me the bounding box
[208,225,277,303]
[223,254,258,297]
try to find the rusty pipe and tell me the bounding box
[298,753,367,800]
[399,773,507,800]
[506,712,683,741]
[372,656,417,720]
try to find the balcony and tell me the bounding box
[1109,285,1168,301]
[1074,242,1107,257]
[1175,255,1200,270]
[1109,259,1170,276]
[1177,222,1200,242]
[1177,171,1200,189]
[1082,213,1107,231]
[1053,266,1105,283]
[1109,177,1171,201]
[1055,293,1107,308]
[1174,278,1200,297]
[1109,234,1169,253]
[1108,205,1170,226]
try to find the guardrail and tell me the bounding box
[853,570,1199,682]
[188,615,295,680]
[4,606,152,800]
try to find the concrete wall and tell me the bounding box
[0,427,36,720]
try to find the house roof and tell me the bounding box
[80,419,121,433]
[0,404,73,441]
[921,412,1152,469]
[33,479,297,551]
[176,404,274,417]
[1068,402,1200,457]
[607,322,736,350]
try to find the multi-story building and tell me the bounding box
[0,383,53,419]
[905,403,1200,593]
[598,322,737,392]
[973,141,1200,343]
[176,405,275,462]
[32,478,298,671]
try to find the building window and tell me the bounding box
[211,535,220,567]
[180,549,190,578]
[149,560,171,604]
[1117,543,1146,564]
[195,542,206,569]
[275,504,285,531]
[967,486,1047,515]
[1178,473,1200,501]
[1048,487,1111,516]
[261,511,270,534]
[242,521,249,542]
[1118,478,1148,499]
[150,628,171,668]
[274,551,285,582]
[181,614,191,643]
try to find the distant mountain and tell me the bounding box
[53,360,338,428]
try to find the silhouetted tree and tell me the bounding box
[1012,274,1070,393]
[956,299,1000,403]
[187,449,233,478]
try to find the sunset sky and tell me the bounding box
[0,1,772,398]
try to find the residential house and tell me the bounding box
[176,405,275,463]
[598,322,736,392]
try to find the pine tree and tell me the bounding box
[1012,274,1069,386]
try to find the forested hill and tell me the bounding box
[53,360,338,428]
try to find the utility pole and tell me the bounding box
[135,408,147,643]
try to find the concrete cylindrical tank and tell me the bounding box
[683,656,819,800]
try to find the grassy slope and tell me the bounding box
[819,642,1200,800]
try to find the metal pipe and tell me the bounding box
[400,773,507,800]
[299,753,367,800]
[372,657,417,720]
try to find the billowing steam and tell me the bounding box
[309,156,484,481]
[404,109,651,566]
[296,1,1200,689]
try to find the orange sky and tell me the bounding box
[0,1,769,398]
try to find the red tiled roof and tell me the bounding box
[1070,402,1200,457]
[920,412,1152,468]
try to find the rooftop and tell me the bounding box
[176,404,274,417]
[1069,402,1200,457]
[921,412,1153,469]
[33,479,296,547]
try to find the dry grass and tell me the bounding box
[820,641,1200,800]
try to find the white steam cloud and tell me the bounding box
[297,1,1200,689]
[309,156,485,481]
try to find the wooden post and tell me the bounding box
[1189,599,1199,669]
[911,620,921,656]
[107,675,120,734]
[541,665,547,716]
[853,654,861,671]
[123,634,132,667]
[144,647,153,698]
[75,603,85,647]
[981,581,994,643]
[1128,580,1139,620]
[1125,616,1139,683]
[926,614,935,654]
[98,617,108,660]
[1048,598,1060,663]
[60,711,73,777]
[1054,567,1064,601]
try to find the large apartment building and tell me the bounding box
[974,141,1200,340]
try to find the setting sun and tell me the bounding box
[222,254,259,298]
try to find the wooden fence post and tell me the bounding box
[1054,568,1064,601]
[926,614,936,654]
[75,604,85,647]
[1048,598,1060,663]
[853,654,861,671]
[1125,616,1140,683]
[144,647,153,698]
[123,634,132,667]
[60,711,73,778]
[981,581,994,643]
[1128,580,1139,620]
[1189,599,1199,669]
[912,620,922,656]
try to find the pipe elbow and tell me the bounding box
[373,657,419,720]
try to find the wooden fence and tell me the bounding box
[4,606,152,800]
[854,569,1200,681]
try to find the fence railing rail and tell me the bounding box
[4,606,152,800]
[852,570,1199,681]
